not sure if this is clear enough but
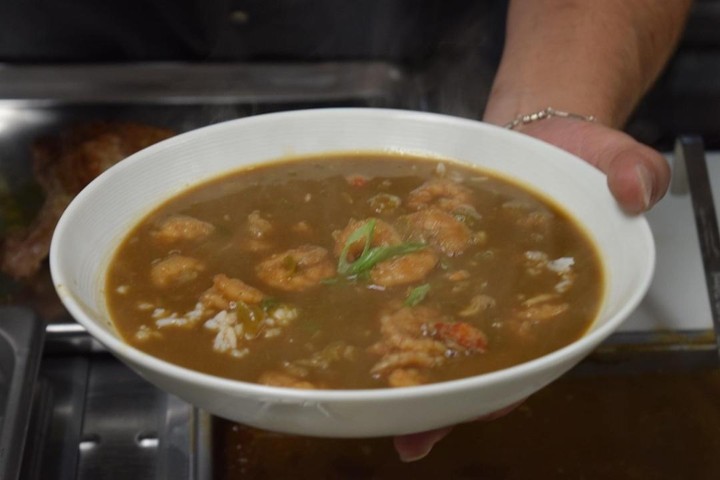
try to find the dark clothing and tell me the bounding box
[0,0,506,64]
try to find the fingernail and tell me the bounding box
[395,428,452,463]
[399,444,433,463]
[635,165,653,209]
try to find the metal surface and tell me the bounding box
[0,62,414,196]
[0,307,44,480]
[31,358,89,480]
[677,136,720,358]
[28,354,196,480]
[76,356,190,480]
[0,63,410,105]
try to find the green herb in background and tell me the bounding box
[0,178,45,235]
[260,297,280,312]
[404,284,431,307]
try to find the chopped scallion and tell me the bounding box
[336,219,427,276]
[405,284,431,306]
[337,219,376,275]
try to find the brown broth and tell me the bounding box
[105,153,604,389]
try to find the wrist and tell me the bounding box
[482,84,620,130]
[502,107,597,131]
[510,114,598,145]
[482,0,669,130]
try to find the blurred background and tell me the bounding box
[0,0,717,146]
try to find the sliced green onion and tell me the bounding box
[336,218,427,277]
[337,219,376,275]
[344,243,427,276]
[404,284,431,307]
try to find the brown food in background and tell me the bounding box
[1,121,175,280]
[213,369,720,479]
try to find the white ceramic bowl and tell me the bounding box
[50,108,654,438]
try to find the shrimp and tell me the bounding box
[387,368,428,388]
[516,303,569,321]
[379,303,438,337]
[151,215,215,244]
[247,210,273,238]
[255,245,335,292]
[258,371,316,389]
[292,342,358,370]
[402,208,471,256]
[507,302,569,339]
[333,218,402,259]
[369,249,438,287]
[406,179,474,212]
[447,270,470,282]
[432,322,488,353]
[291,221,313,235]
[366,305,447,358]
[503,201,552,225]
[150,255,205,288]
[200,274,265,311]
[458,294,496,317]
[369,305,448,382]
[371,305,446,353]
[368,193,402,215]
[334,218,437,286]
[239,211,275,252]
[370,304,488,386]
[371,351,443,376]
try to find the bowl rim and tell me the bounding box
[50,107,656,402]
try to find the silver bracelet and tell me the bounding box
[503,107,597,130]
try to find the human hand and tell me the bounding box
[513,116,671,214]
[392,117,670,463]
[393,401,523,462]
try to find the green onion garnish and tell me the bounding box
[337,219,376,275]
[404,284,431,306]
[337,219,427,276]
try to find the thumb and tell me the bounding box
[520,119,670,214]
[393,427,454,462]
[600,144,670,214]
